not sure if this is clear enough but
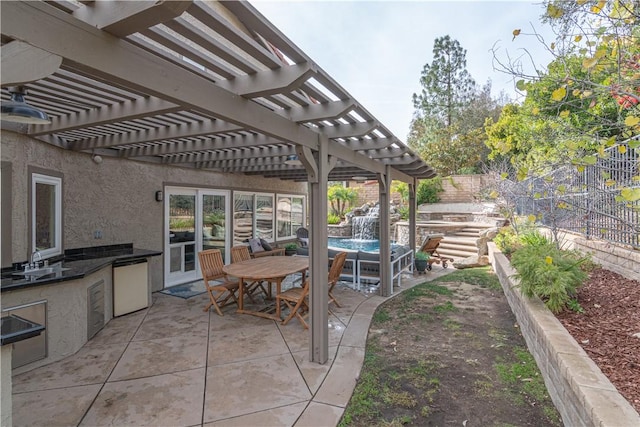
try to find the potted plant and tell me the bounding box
[414,251,430,273]
[284,243,298,256]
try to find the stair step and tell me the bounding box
[452,231,482,237]
[436,248,476,259]
[440,240,476,249]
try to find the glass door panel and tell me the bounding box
[202,193,227,260]
[167,191,196,285]
[165,188,230,288]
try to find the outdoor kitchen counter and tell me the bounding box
[1,244,161,375]
[0,247,161,292]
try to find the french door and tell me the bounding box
[164,187,230,287]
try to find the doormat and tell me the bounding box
[160,281,207,299]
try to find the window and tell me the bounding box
[233,192,274,245]
[276,194,305,240]
[32,173,62,259]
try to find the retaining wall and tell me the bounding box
[488,242,640,427]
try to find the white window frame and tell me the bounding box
[276,194,306,241]
[31,173,62,259]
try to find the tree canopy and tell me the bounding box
[409,36,504,176]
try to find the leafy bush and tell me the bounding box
[493,227,521,255]
[510,243,588,313]
[518,230,551,248]
[417,177,444,205]
[327,213,341,224]
[397,205,409,220]
[415,251,430,260]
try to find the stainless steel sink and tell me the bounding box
[13,264,70,278]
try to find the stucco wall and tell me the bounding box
[1,132,305,290]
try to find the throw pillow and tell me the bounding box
[260,239,273,251]
[249,238,264,253]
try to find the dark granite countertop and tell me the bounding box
[1,244,162,293]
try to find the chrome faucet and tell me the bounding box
[29,250,42,269]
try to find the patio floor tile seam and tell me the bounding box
[200,310,213,427]
[75,302,158,425]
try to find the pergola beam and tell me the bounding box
[1,41,62,87]
[218,63,316,98]
[72,0,192,37]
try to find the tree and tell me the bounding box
[410,36,505,176]
[412,35,476,130]
[490,0,639,204]
[327,184,358,218]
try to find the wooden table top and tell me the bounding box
[222,256,308,280]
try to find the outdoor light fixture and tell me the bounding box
[0,86,51,125]
[351,176,368,182]
[92,154,103,164]
[284,154,302,166]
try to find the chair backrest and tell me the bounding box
[198,249,225,282]
[328,251,347,284]
[419,234,444,255]
[230,245,251,263]
[296,227,309,239]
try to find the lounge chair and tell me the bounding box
[418,234,453,269]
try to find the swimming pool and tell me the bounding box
[328,237,399,253]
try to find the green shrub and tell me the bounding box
[327,213,341,224]
[519,230,551,248]
[510,243,588,313]
[493,227,521,255]
[397,205,409,220]
[417,177,443,205]
[415,251,430,261]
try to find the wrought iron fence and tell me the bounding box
[518,141,639,249]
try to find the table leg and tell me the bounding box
[237,276,244,312]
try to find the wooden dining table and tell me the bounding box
[222,256,309,320]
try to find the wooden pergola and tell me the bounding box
[1,0,436,363]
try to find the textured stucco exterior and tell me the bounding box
[1,344,11,426]
[2,265,113,374]
[1,131,306,291]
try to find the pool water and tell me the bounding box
[328,237,398,253]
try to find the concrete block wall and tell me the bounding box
[439,174,489,203]
[488,242,640,427]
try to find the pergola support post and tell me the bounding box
[308,135,330,363]
[378,166,392,297]
[409,178,417,254]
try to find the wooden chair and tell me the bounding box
[328,251,347,308]
[230,245,269,300]
[277,278,310,329]
[198,249,239,316]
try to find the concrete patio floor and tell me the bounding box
[11,270,450,427]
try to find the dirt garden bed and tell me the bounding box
[340,267,561,426]
[555,267,640,414]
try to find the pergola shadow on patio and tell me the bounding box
[10,272,447,426]
[1,0,434,363]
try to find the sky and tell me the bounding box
[251,0,557,141]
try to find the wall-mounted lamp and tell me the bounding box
[155,191,163,202]
[0,86,51,125]
[284,154,302,166]
[92,154,103,164]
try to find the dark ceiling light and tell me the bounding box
[1,86,51,125]
[284,154,302,166]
